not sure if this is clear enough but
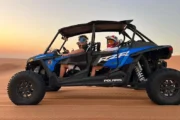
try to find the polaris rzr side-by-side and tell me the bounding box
[7,20,180,105]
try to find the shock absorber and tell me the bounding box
[134,62,147,82]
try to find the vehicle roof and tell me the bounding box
[58,20,133,37]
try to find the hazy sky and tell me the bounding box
[0,0,180,58]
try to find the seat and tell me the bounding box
[86,42,101,52]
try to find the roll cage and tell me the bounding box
[28,19,172,89]
[44,20,157,54]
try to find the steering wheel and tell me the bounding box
[62,47,69,54]
[50,46,69,56]
[51,49,61,55]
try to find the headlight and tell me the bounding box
[28,58,34,62]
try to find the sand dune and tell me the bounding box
[0,56,180,119]
[0,58,26,73]
[166,56,180,70]
[0,63,22,72]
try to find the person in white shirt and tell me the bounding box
[90,35,122,77]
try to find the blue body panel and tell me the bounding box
[103,46,155,68]
[44,56,69,71]
[32,46,156,71]
[33,53,69,71]
[34,53,54,59]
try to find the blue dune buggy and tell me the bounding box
[7,20,180,105]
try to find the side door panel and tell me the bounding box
[60,52,87,66]
[92,48,132,69]
[91,51,116,66]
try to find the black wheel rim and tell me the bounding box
[160,79,179,97]
[16,80,34,98]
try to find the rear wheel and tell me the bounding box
[7,71,46,105]
[146,68,180,105]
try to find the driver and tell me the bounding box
[90,35,121,77]
[59,35,89,78]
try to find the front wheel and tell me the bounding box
[146,68,180,105]
[7,71,46,105]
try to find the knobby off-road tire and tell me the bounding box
[146,68,180,105]
[7,71,46,105]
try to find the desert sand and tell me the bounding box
[0,57,180,120]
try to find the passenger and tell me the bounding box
[59,35,88,78]
[90,35,121,77]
